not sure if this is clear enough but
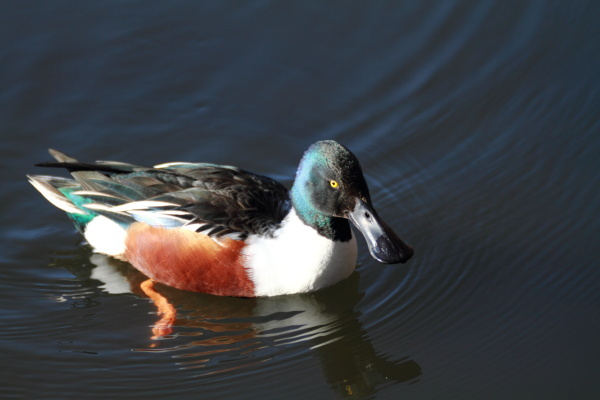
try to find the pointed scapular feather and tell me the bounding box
[71,190,124,200]
[85,178,148,201]
[27,175,85,215]
[71,170,115,192]
[182,222,206,232]
[28,174,79,189]
[127,210,188,228]
[116,176,184,197]
[95,160,147,171]
[71,191,128,207]
[159,210,194,217]
[151,190,206,204]
[154,162,237,170]
[83,203,121,212]
[116,172,191,193]
[125,175,166,187]
[81,205,135,227]
[110,200,180,212]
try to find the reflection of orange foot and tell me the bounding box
[140,279,177,340]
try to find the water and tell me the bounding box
[1,1,599,399]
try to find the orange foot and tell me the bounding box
[140,279,177,340]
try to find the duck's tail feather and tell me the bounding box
[36,148,150,175]
[49,148,78,163]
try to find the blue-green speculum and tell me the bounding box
[347,198,414,264]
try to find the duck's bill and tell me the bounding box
[347,199,414,264]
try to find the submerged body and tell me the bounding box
[29,141,413,297]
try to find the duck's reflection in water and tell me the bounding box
[87,253,421,397]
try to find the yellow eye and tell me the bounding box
[330,180,339,188]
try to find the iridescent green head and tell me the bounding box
[291,140,413,264]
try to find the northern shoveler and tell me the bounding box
[28,140,413,298]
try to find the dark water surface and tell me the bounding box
[1,1,599,399]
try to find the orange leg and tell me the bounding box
[140,279,177,340]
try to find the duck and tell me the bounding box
[28,140,413,298]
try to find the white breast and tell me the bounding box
[242,209,358,296]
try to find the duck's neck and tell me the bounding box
[290,186,352,242]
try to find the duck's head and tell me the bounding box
[291,140,413,264]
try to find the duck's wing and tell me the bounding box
[33,150,291,240]
[150,162,292,239]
